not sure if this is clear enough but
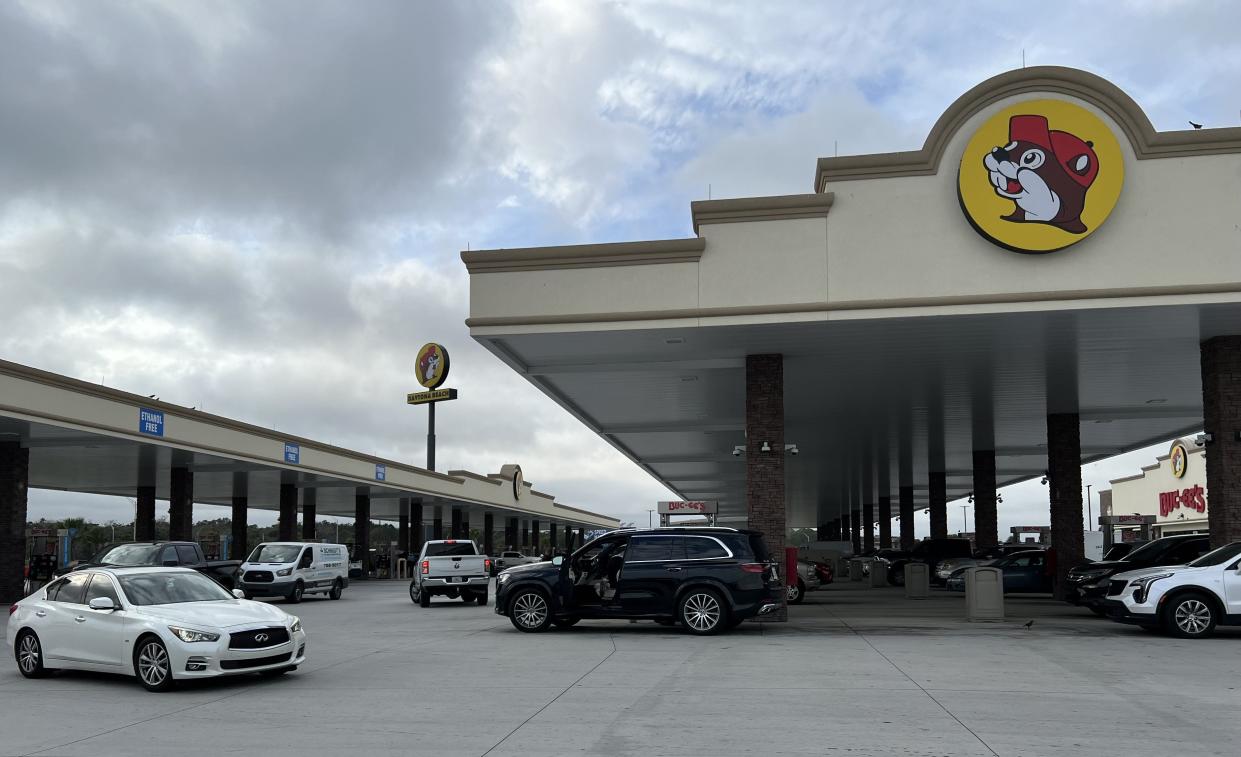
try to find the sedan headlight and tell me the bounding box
[276,568,293,577]
[168,626,220,643]
[290,616,302,633]
[1130,573,1173,603]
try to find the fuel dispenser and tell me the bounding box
[24,527,59,595]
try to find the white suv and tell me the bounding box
[1101,541,1241,638]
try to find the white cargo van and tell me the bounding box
[238,542,350,603]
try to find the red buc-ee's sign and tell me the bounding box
[1159,485,1206,517]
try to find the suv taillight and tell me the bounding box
[421,560,429,575]
[740,563,767,573]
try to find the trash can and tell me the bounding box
[965,566,1004,621]
[868,560,887,587]
[904,563,930,599]
[849,558,866,582]
[834,556,850,580]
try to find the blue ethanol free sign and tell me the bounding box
[284,443,300,464]
[375,464,386,482]
[139,408,164,437]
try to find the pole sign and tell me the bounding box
[283,443,300,464]
[657,500,718,515]
[139,408,164,437]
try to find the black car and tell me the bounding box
[494,527,782,635]
[886,538,973,586]
[1064,533,1211,613]
[973,543,1046,561]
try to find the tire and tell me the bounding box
[678,588,727,635]
[508,589,552,632]
[476,588,488,606]
[787,579,805,605]
[329,579,343,600]
[1162,592,1218,639]
[287,581,304,604]
[419,585,431,608]
[15,631,52,679]
[134,637,175,692]
[552,617,580,628]
[409,580,419,604]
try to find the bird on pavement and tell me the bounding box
[1023,620,1035,630]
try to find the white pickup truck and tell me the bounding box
[409,540,491,607]
[492,551,542,575]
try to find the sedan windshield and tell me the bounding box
[1187,542,1241,568]
[118,572,233,605]
[94,544,160,566]
[247,544,302,563]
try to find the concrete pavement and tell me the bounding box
[2,580,1239,756]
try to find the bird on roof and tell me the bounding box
[1189,121,1203,129]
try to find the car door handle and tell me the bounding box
[74,616,87,623]
[664,566,683,572]
[35,610,46,618]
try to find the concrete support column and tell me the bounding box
[169,466,193,541]
[1047,413,1083,599]
[483,512,495,554]
[433,507,443,540]
[928,472,948,539]
[817,523,829,541]
[278,482,297,541]
[1202,336,1241,548]
[841,511,851,544]
[411,501,424,555]
[302,488,317,541]
[898,485,915,550]
[972,450,998,550]
[521,521,529,549]
[531,520,541,553]
[576,527,586,548]
[451,507,463,539]
[462,512,471,540]
[549,523,558,552]
[863,502,875,552]
[0,441,30,604]
[878,496,892,549]
[505,517,518,550]
[135,485,156,541]
[398,498,409,554]
[746,354,786,611]
[828,519,840,541]
[851,508,862,554]
[355,489,371,579]
[231,471,248,562]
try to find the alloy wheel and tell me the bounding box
[1174,599,1211,635]
[683,592,721,632]
[17,635,39,674]
[513,592,548,629]
[138,642,170,687]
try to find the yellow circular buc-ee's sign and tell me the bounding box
[415,343,450,389]
[1170,441,1188,479]
[958,99,1124,253]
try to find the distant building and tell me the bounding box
[1100,439,1207,538]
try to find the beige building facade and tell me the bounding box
[1102,439,1208,537]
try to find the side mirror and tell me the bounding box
[232,589,246,599]
[88,597,116,611]
[551,555,564,567]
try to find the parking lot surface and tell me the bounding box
[3,580,1240,757]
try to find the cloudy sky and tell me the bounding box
[3,0,1236,534]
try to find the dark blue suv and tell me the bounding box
[495,528,782,635]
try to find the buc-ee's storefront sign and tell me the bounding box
[958,99,1124,253]
[657,500,718,515]
[1159,485,1206,517]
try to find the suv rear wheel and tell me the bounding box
[678,588,727,635]
[787,579,805,605]
[1163,592,1218,639]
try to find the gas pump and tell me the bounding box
[24,527,59,596]
[1098,514,1156,551]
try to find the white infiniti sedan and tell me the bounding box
[8,566,306,691]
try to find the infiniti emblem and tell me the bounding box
[254,633,269,643]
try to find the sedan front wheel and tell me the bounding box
[135,637,175,692]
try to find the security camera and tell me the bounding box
[790,447,799,456]
[1194,433,1213,446]
[731,445,745,457]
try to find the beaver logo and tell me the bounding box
[983,114,1098,234]
[415,342,450,389]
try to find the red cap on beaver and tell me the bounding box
[1008,114,1099,188]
